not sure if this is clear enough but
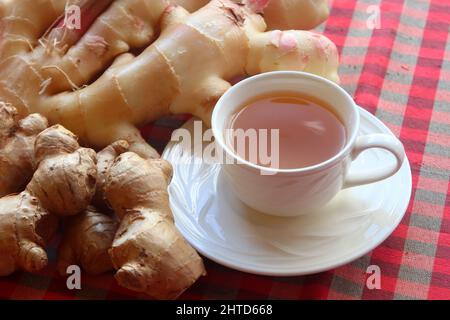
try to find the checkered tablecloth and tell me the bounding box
[1,0,449,300]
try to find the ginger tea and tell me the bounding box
[228,92,346,169]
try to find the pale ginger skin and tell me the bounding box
[0,0,338,158]
[0,0,69,61]
[105,152,206,300]
[57,141,132,275]
[0,0,334,93]
[169,0,330,30]
[0,123,97,276]
[93,139,134,210]
[27,125,97,216]
[260,0,330,30]
[0,103,48,197]
[57,207,118,275]
[0,192,58,276]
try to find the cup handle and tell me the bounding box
[343,134,405,189]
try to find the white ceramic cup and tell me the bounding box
[212,71,405,217]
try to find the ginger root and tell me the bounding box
[0,103,48,197]
[0,0,338,159]
[93,140,133,210]
[57,207,118,275]
[105,152,205,300]
[173,0,329,30]
[0,123,97,276]
[0,191,58,276]
[260,0,330,30]
[57,141,131,275]
[27,125,97,216]
[57,142,205,297]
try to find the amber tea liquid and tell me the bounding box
[229,92,346,169]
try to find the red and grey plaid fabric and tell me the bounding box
[0,0,449,300]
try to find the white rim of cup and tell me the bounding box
[211,71,361,175]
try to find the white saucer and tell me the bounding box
[162,108,412,276]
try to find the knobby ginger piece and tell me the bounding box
[174,0,329,30]
[57,207,118,275]
[57,141,132,275]
[93,140,132,210]
[0,191,58,276]
[0,103,48,197]
[27,125,97,216]
[260,0,330,30]
[0,121,97,276]
[105,152,206,300]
